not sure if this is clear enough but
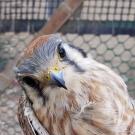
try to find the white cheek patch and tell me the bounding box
[61,43,91,72]
[63,43,84,62]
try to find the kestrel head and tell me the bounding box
[14,34,88,103]
[15,34,135,135]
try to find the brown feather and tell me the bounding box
[18,96,35,135]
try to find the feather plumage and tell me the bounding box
[16,34,135,135]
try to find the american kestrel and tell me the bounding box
[15,34,135,135]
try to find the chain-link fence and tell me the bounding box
[0,0,135,33]
[0,0,63,20]
[0,0,63,32]
[0,0,135,134]
[1,0,135,21]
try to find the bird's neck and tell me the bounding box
[31,88,79,134]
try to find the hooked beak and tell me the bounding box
[50,71,67,89]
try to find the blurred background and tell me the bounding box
[0,0,135,134]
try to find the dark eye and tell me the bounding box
[22,76,41,89]
[58,44,66,58]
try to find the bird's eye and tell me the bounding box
[57,44,66,59]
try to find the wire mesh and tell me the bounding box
[0,0,134,21]
[0,0,63,20]
[77,0,135,21]
[0,0,135,33]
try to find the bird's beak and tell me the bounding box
[50,70,67,89]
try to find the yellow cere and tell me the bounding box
[46,66,59,81]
